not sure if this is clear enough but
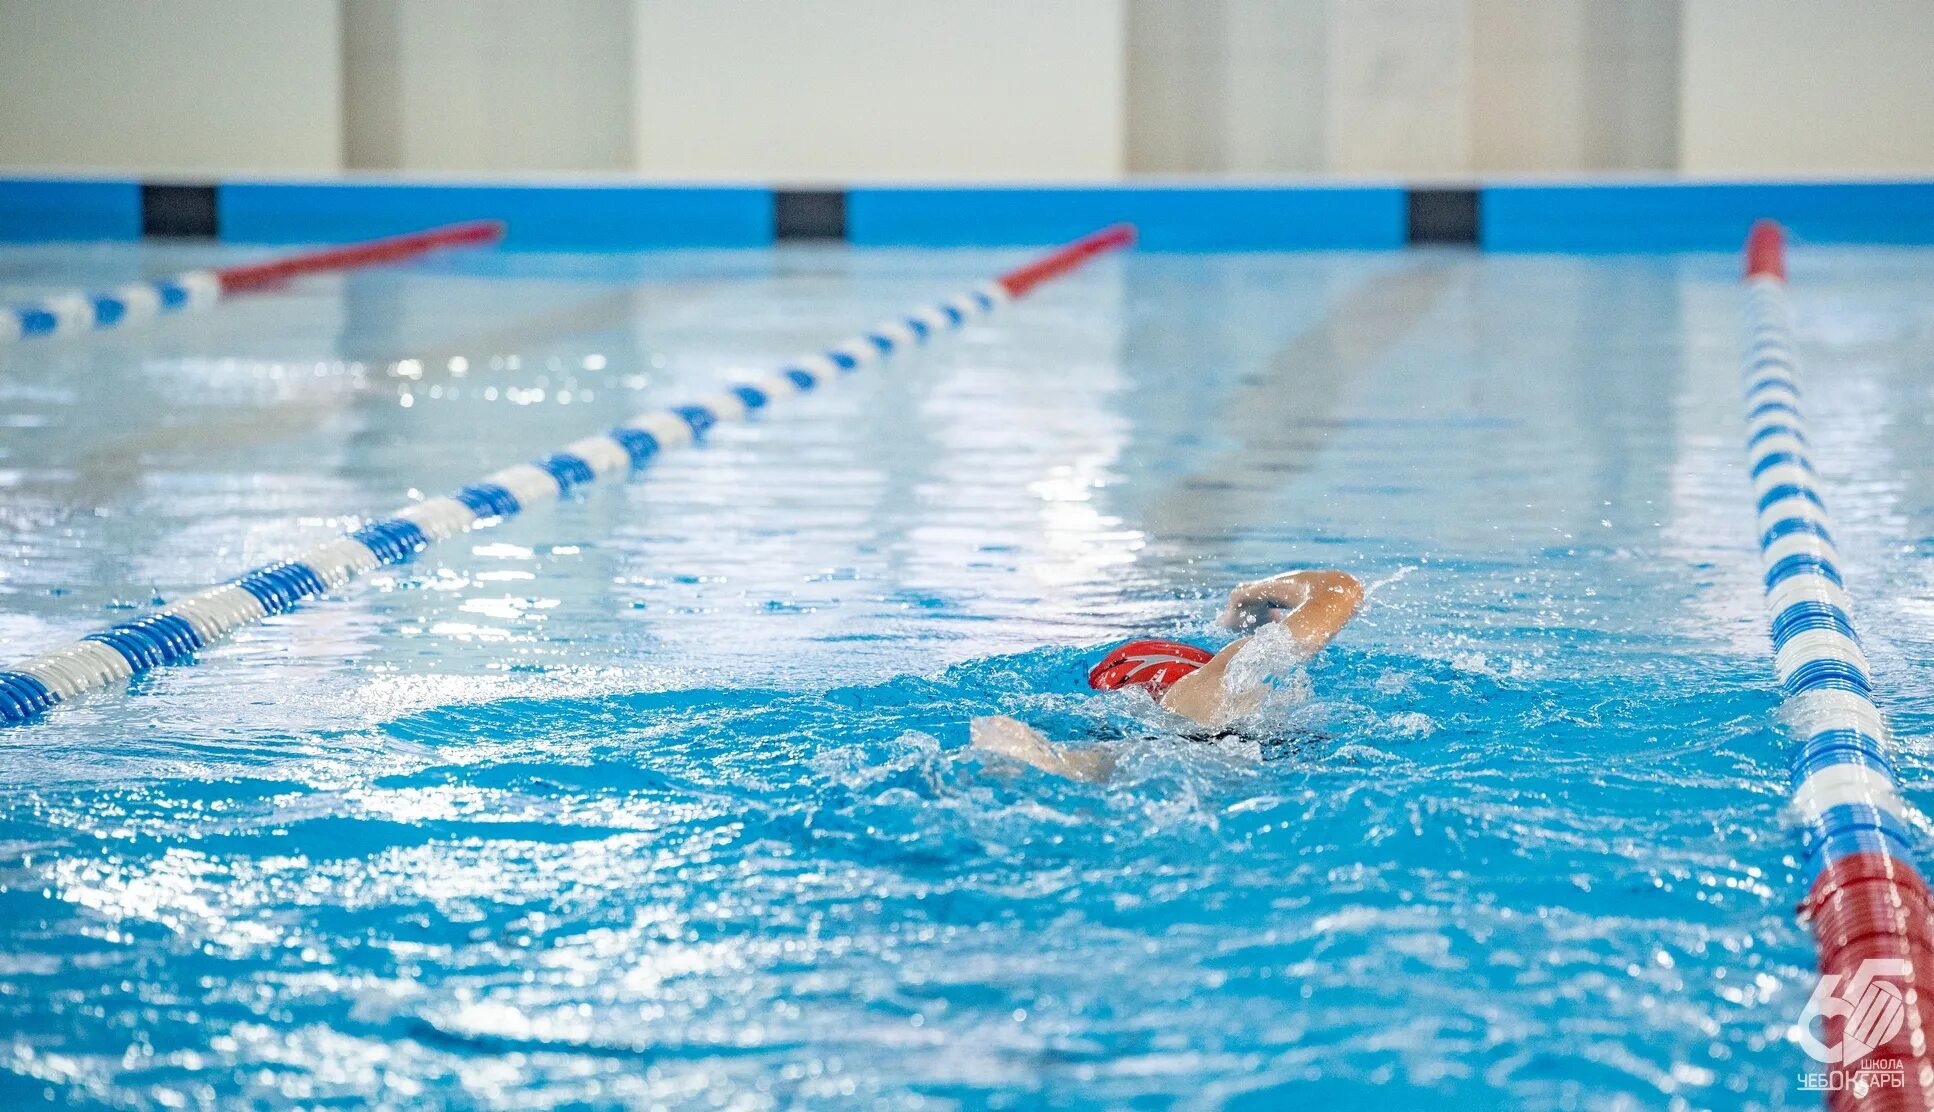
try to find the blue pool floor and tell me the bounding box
[4,241,1934,1108]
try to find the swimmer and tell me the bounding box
[971,569,1363,782]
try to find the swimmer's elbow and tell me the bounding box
[1306,570,1364,611]
[1282,570,1363,648]
[1337,571,1366,609]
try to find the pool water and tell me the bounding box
[4,239,1934,1109]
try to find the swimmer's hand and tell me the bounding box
[1163,570,1361,728]
[1216,570,1363,643]
[1217,574,1309,630]
[970,716,1116,783]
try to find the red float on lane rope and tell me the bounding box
[995,222,1136,298]
[215,220,506,294]
[1746,218,1786,281]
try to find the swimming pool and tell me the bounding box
[4,238,1930,1108]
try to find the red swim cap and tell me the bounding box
[1087,639,1214,697]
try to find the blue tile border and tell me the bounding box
[0,178,142,241]
[218,182,774,248]
[848,185,1408,250]
[1,176,1932,251]
[1481,180,1934,251]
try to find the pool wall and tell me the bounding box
[3,177,1932,251]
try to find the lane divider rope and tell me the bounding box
[0,223,1136,725]
[0,220,504,344]
[1742,219,1934,1106]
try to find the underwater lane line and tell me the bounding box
[0,223,1136,725]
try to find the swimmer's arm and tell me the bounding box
[970,715,1116,783]
[1217,569,1365,652]
[1161,570,1364,726]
